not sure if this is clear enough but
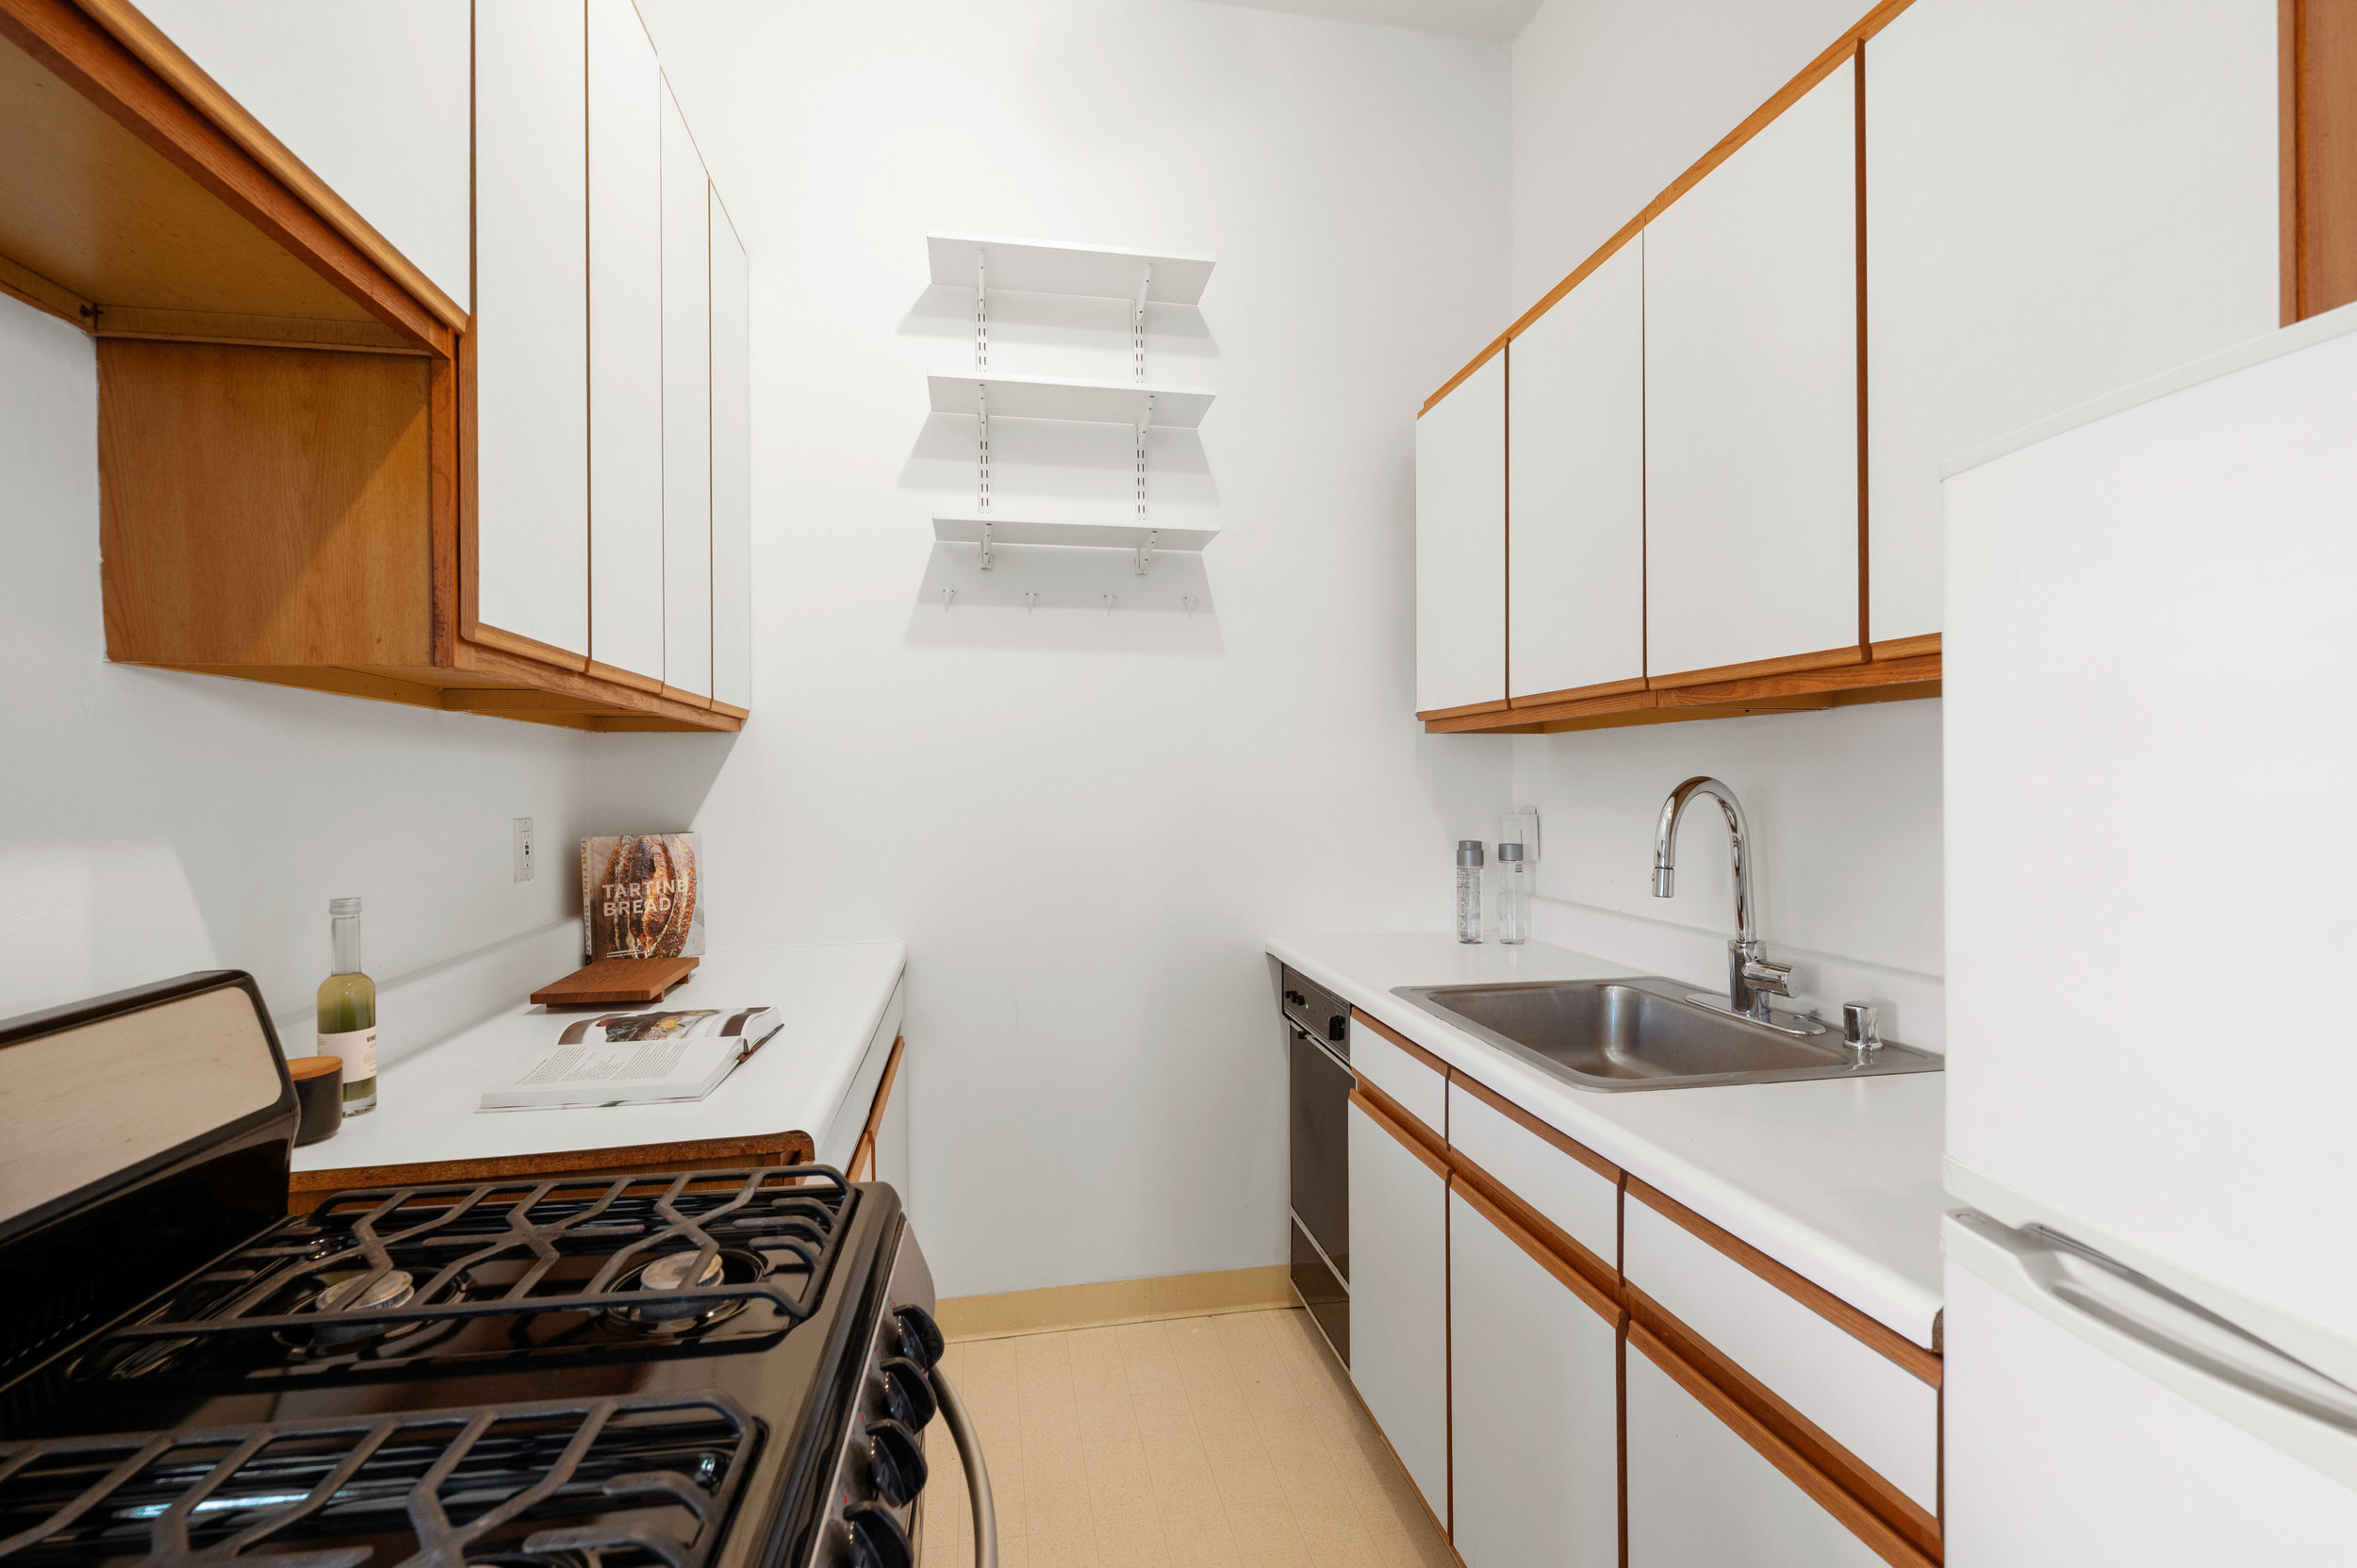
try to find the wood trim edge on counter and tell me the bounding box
[1626,1176,1941,1384]
[1351,1082,1450,1180]
[1628,1283,1942,1561]
[1629,1323,1937,1568]
[1448,1069,1622,1184]
[848,1035,906,1182]
[1349,1006,1452,1081]
[1451,1162,1620,1322]
[287,1129,816,1209]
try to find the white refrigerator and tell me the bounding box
[1942,304,2357,1562]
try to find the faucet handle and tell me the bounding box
[1739,956,1793,998]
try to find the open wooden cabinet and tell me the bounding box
[0,0,745,732]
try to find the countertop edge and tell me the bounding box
[289,940,911,1177]
[1268,934,1943,1349]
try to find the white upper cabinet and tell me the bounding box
[709,193,752,713]
[1414,352,1506,714]
[474,0,590,658]
[660,78,714,700]
[132,0,470,309]
[1508,238,1645,700]
[587,0,667,685]
[1644,58,1859,682]
[1864,0,2280,646]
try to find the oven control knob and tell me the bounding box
[879,1355,938,1429]
[866,1416,929,1506]
[843,1501,914,1568]
[893,1304,945,1369]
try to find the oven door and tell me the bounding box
[1289,1028,1351,1363]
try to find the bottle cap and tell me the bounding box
[1457,840,1485,867]
[1497,842,1525,863]
[329,897,362,916]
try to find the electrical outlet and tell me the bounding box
[1502,807,1541,862]
[513,817,536,883]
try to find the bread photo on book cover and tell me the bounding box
[580,834,706,960]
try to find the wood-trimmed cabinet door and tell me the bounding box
[1626,1327,1916,1568]
[1347,1090,1450,1530]
[1862,0,2279,649]
[1507,237,1644,703]
[1643,56,1859,685]
[708,189,751,714]
[473,0,591,659]
[586,0,667,687]
[1414,352,1506,717]
[1448,1180,1620,1568]
[125,0,471,309]
[659,74,713,701]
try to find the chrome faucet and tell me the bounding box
[1652,776,1794,1022]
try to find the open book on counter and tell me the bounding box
[479,1006,780,1112]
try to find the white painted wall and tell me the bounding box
[0,298,593,1060]
[1508,0,1946,1046]
[610,0,1515,1296]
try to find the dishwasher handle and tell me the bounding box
[931,1365,997,1568]
[1293,1026,1353,1080]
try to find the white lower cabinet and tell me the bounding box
[1449,1184,1619,1568]
[1626,1336,1890,1568]
[1347,1093,1449,1529]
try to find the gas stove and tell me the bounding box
[0,971,992,1568]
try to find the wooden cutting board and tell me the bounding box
[530,956,700,1007]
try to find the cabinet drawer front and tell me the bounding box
[1447,1079,1618,1274]
[1624,1193,1938,1514]
[1348,1015,1445,1136]
[1449,1186,1620,1568]
[1625,1334,1907,1568]
[1347,1096,1450,1527]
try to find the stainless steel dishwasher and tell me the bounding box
[1280,964,1351,1363]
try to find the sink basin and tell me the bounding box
[1390,977,1942,1093]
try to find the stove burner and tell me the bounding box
[0,1392,753,1568]
[69,1167,853,1379]
[611,1250,757,1334]
[307,1268,417,1345]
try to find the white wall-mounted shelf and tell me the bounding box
[933,515,1219,552]
[927,372,1214,429]
[928,232,1215,304]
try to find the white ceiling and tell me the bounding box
[1197,0,1544,43]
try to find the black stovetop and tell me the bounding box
[0,1166,910,1568]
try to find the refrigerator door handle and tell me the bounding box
[1955,1213,2357,1436]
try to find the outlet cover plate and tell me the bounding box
[514,817,536,882]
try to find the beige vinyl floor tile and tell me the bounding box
[917,1308,1455,1568]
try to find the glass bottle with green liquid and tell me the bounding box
[317,897,377,1114]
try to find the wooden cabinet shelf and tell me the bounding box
[5,0,744,733]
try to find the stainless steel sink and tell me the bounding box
[1390,977,1943,1093]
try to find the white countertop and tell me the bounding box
[1269,933,1946,1347]
[293,942,906,1175]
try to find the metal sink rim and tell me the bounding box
[1389,975,1944,1094]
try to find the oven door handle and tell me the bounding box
[1294,1026,1353,1079]
[931,1364,997,1568]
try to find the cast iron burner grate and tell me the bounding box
[0,1391,754,1566]
[87,1166,851,1364]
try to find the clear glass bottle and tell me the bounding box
[1455,840,1485,944]
[317,897,378,1114]
[1496,841,1530,945]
